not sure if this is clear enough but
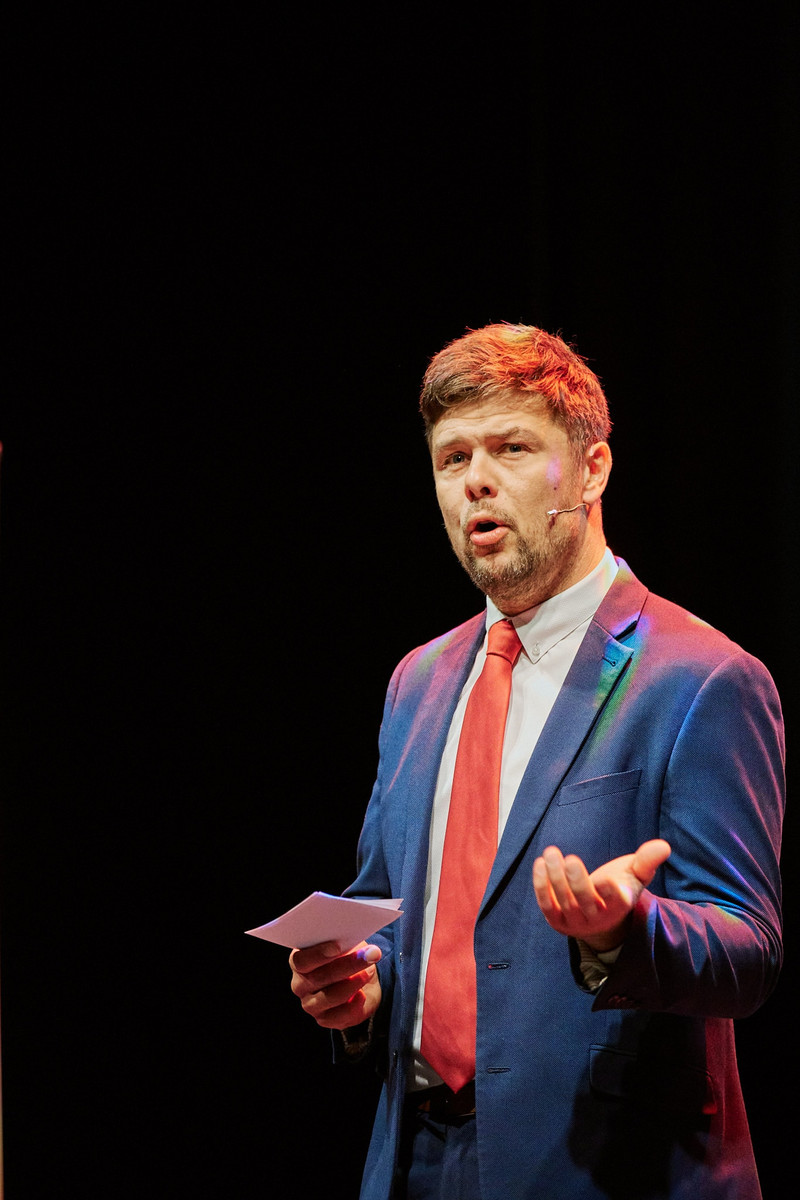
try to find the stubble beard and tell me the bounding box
[454,521,579,613]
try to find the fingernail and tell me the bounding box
[361,945,381,964]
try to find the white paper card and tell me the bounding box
[245,892,403,950]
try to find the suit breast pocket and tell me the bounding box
[556,769,642,807]
[544,770,643,869]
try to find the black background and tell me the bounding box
[2,8,798,1198]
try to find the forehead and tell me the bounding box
[430,393,564,447]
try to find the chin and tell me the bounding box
[466,556,530,596]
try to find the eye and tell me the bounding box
[504,442,526,455]
[442,450,469,468]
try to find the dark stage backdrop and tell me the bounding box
[2,10,797,1199]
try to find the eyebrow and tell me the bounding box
[433,425,541,453]
[494,426,539,443]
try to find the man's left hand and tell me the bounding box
[533,839,671,952]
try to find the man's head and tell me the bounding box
[420,323,611,454]
[422,324,613,614]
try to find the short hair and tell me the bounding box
[419,323,611,451]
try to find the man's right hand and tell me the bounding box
[289,940,383,1030]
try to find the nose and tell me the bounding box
[464,450,498,501]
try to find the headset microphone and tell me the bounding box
[546,503,589,517]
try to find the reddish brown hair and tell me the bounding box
[420,323,611,450]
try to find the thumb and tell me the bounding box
[631,839,671,886]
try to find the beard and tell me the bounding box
[452,515,580,613]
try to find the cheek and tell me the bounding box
[435,485,459,527]
[544,458,563,490]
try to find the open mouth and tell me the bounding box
[467,517,509,547]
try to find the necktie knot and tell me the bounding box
[486,618,522,666]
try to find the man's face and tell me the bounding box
[430,394,593,614]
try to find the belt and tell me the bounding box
[410,1080,476,1121]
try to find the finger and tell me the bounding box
[536,848,573,916]
[541,847,592,917]
[290,940,347,974]
[290,943,338,976]
[312,987,374,1030]
[532,856,559,915]
[291,946,382,1000]
[562,854,608,919]
[631,839,671,885]
[291,940,381,979]
[300,965,377,1016]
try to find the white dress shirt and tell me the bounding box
[409,548,619,1089]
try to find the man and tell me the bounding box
[289,324,784,1199]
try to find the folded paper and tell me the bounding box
[245,892,403,950]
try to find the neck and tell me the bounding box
[488,531,608,615]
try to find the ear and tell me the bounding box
[581,442,612,504]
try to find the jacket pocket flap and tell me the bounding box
[557,769,642,806]
[589,1045,717,1115]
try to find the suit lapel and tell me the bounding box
[482,562,647,910]
[396,616,485,943]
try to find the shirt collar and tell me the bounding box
[485,547,619,664]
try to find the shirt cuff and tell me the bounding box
[340,1017,374,1059]
[575,939,623,992]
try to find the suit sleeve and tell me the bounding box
[332,657,410,1063]
[594,649,785,1017]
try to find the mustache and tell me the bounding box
[461,505,518,536]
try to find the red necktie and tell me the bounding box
[421,618,522,1093]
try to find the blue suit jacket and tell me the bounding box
[343,562,784,1200]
